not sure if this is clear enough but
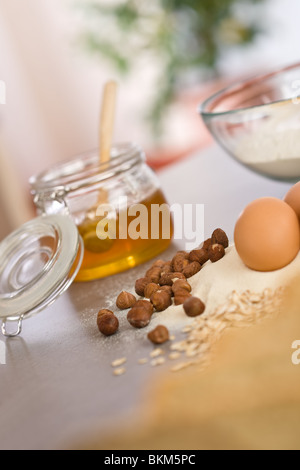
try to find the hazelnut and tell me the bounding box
[174,289,192,305]
[148,325,170,345]
[188,248,209,265]
[202,238,212,252]
[150,290,172,312]
[182,262,201,279]
[97,308,114,318]
[172,279,192,294]
[135,277,149,297]
[160,261,173,275]
[135,299,154,315]
[97,311,119,336]
[127,307,152,329]
[145,266,161,284]
[211,228,229,249]
[183,296,206,317]
[209,244,225,263]
[159,272,186,286]
[116,291,137,310]
[144,283,160,299]
[159,285,173,297]
[171,252,189,272]
[152,260,166,268]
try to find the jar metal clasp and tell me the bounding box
[2,315,24,338]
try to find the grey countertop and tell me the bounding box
[0,146,291,450]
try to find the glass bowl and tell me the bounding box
[199,63,300,181]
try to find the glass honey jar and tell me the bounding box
[30,143,173,282]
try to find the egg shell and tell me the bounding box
[234,197,300,272]
[284,182,300,221]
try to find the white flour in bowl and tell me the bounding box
[234,101,300,178]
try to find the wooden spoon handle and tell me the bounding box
[100,81,117,164]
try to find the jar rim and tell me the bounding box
[29,142,145,195]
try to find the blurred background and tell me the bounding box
[0,0,300,239]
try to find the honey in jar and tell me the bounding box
[30,144,173,281]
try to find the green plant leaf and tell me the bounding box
[77,0,267,138]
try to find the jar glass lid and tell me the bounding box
[0,215,83,337]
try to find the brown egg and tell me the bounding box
[234,197,300,272]
[284,182,300,221]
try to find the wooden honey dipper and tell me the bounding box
[79,81,118,253]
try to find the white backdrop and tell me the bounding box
[0,0,299,236]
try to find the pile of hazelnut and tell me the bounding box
[97,228,229,345]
